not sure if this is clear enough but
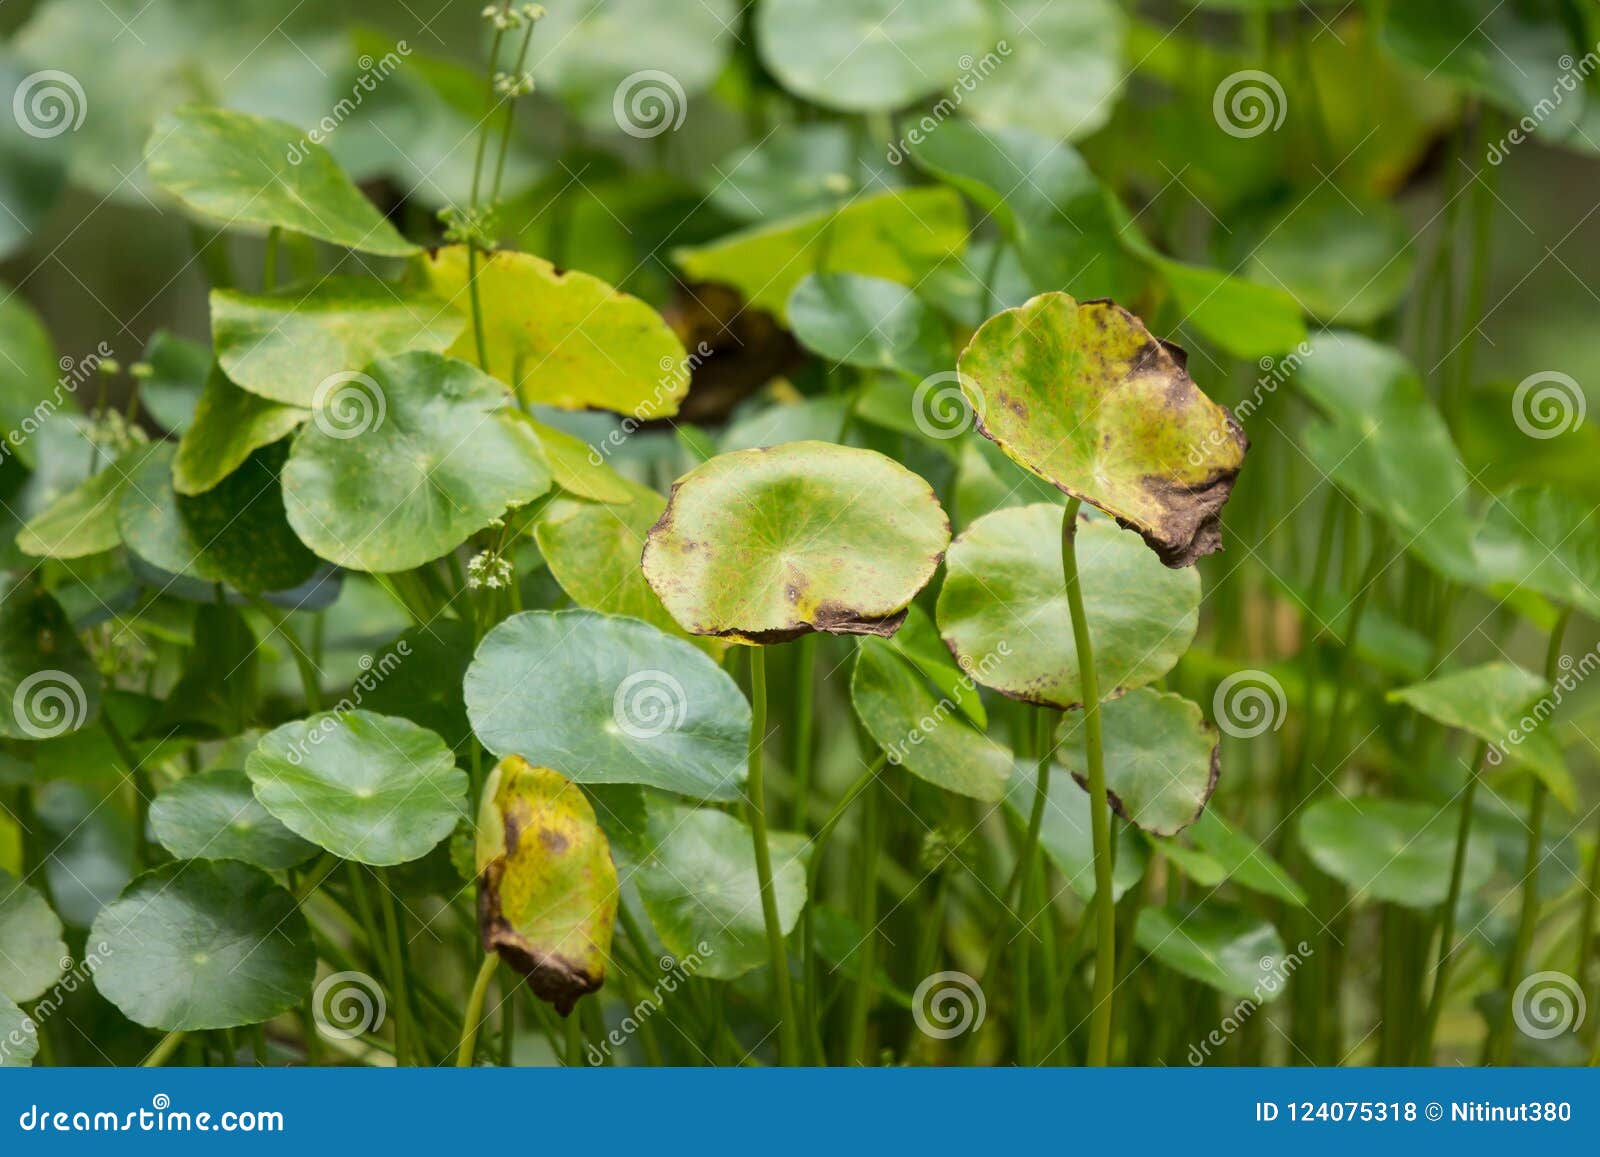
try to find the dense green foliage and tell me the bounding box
[1,0,1598,1070]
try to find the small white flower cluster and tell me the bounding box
[87,408,149,457]
[467,550,514,591]
[494,72,536,98]
[482,3,546,30]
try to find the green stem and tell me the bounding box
[456,954,500,1066]
[377,876,418,1065]
[141,1029,186,1067]
[1489,606,1572,1065]
[1415,740,1487,1063]
[802,755,883,1064]
[1061,498,1113,1066]
[564,1012,584,1067]
[745,646,799,1065]
[248,596,322,712]
[490,19,538,203]
[1577,824,1600,1046]
[467,246,490,370]
[100,712,150,869]
[791,634,817,830]
[844,773,882,1065]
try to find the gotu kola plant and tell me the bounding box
[943,291,1247,1065]
[643,439,952,1064]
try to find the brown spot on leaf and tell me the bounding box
[539,828,569,854]
[478,865,601,1017]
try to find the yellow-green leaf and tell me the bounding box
[475,756,618,1014]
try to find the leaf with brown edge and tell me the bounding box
[475,756,618,1015]
[956,292,1247,567]
[642,441,951,644]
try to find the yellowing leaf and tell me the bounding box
[424,246,688,418]
[475,757,618,1014]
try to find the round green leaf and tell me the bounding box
[148,768,317,870]
[530,420,635,505]
[1245,189,1415,325]
[474,756,618,1013]
[0,289,60,470]
[851,638,1010,801]
[0,868,67,1003]
[906,122,1147,305]
[1055,688,1218,836]
[787,273,952,379]
[90,860,315,1031]
[173,365,307,497]
[211,279,464,406]
[1187,810,1307,908]
[673,187,968,320]
[963,0,1126,142]
[246,710,467,867]
[643,441,950,643]
[756,0,993,113]
[937,505,1199,708]
[1294,333,1480,584]
[957,293,1248,566]
[1298,795,1495,909]
[534,484,727,658]
[138,330,210,434]
[1135,902,1288,1001]
[145,106,417,256]
[119,441,318,593]
[535,0,739,132]
[709,124,898,222]
[1477,485,1600,620]
[628,798,807,981]
[15,446,151,560]
[1388,661,1571,808]
[424,246,688,419]
[0,578,100,740]
[0,993,37,1067]
[464,610,750,802]
[1384,2,1584,129]
[282,351,551,572]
